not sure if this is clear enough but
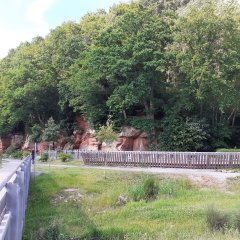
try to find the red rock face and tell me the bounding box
[57,135,67,149]
[115,126,148,151]
[0,137,11,151]
[38,141,49,152]
[73,132,82,149]
[133,137,148,151]
[80,133,100,150]
[11,135,24,149]
[101,141,119,152]
[117,137,134,151]
[75,116,89,132]
[119,126,141,138]
[22,135,32,151]
[63,143,73,150]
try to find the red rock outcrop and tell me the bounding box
[57,135,67,149]
[117,126,148,151]
[22,135,32,151]
[38,141,50,152]
[73,131,82,149]
[133,137,148,151]
[119,126,141,138]
[80,132,100,150]
[101,141,120,151]
[63,143,73,150]
[76,116,89,131]
[117,137,134,151]
[0,137,11,151]
[11,135,24,149]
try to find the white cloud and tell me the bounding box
[0,0,56,58]
[26,0,55,26]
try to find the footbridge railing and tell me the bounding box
[0,156,31,240]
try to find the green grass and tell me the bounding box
[216,149,240,152]
[37,159,85,166]
[23,167,240,240]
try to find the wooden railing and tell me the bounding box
[0,157,31,240]
[80,151,240,169]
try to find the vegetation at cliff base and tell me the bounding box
[0,0,240,151]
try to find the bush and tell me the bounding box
[96,118,118,144]
[39,152,49,162]
[206,206,229,232]
[128,183,145,202]
[58,153,73,162]
[158,117,210,151]
[81,227,125,240]
[143,178,159,201]
[5,146,26,159]
[129,178,159,202]
[206,206,240,233]
[11,150,24,159]
[35,225,62,240]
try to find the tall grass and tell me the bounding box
[23,167,240,240]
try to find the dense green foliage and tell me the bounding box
[58,153,73,162]
[129,177,159,201]
[96,118,118,144]
[0,0,240,151]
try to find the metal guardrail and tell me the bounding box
[0,156,31,240]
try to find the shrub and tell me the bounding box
[233,211,240,232]
[5,146,26,159]
[143,178,159,201]
[39,152,49,162]
[11,150,24,159]
[206,206,229,232]
[81,227,125,240]
[5,146,18,156]
[35,225,61,240]
[96,118,118,144]
[58,153,73,162]
[128,183,145,202]
[129,178,159,202]
[159,117,210,151]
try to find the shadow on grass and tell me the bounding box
[23,173,126,240]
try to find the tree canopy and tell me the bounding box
[0,0,240,151]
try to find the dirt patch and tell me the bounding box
[187,175,227,191]
[51,188,84,204]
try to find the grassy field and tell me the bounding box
[23,166,240,240]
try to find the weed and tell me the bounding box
[39,152,49,162]
[129,177,159,202]
[206,205,229,232]
[81,227,125,240]
[143,178,159,201]
[34,225,61,240]
[128,183,145,201]
[59,153,73,162]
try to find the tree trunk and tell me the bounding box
[232,111,236,127]
[122,110,127,119]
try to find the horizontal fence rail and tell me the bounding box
[80,151,240,169]
[0,157,31,240]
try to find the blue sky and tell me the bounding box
[0,0,129,59]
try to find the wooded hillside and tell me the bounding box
[0,0,240,151]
